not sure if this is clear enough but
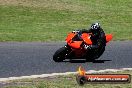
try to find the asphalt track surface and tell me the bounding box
[0,41,132,78]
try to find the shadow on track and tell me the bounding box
[62,59,112,63]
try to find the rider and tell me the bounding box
[73,22,106,50]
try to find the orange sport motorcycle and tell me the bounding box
[53,32,112,62]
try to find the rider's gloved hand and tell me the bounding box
[72,30,82,39]
[78,31,82,36]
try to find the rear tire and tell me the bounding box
[53,47,67,62]
[95,46,105,59]
[86,46,105,61]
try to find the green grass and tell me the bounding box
[0,0,131,41]
[3,70,132,88]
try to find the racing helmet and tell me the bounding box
[91,22,101,35]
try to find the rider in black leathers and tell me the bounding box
[73,22,106,49]
[73,22,106,59]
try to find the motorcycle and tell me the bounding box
[53,31,112,62]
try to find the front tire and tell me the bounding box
[53,47,67,62]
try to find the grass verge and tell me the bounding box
[2,70,132,88]
[0,0,131,41]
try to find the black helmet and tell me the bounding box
[91,22,101,35]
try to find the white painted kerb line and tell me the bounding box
[0,68,132,82]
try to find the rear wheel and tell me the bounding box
[86,46,105,61]
[95,46,105,59]
[53,47,67,62]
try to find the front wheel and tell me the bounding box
[53,47,67,62]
